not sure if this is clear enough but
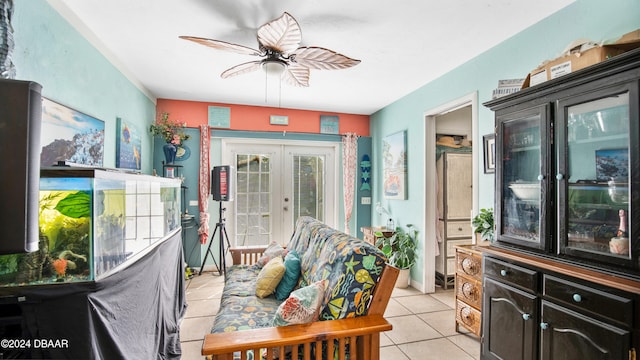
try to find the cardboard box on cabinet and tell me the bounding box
[522,29,640,89]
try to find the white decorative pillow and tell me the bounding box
[256,241,287,268]
[255,256,286,298]
[273,280,328,326]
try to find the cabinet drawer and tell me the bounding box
[446,221,472,238]
[447,239,472,256]
[456,299,481,336]
[484,256,537,292]
[456,251,482,279]
[543,275,633,327]
[456,273,482,309]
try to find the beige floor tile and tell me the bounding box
[186,286,224,301]
[180,315,215,342]
[380,332,393,347]
[380,345,410,360]
[384,298,412,317]
[418,309,458,337]
[398,337,475,360]
[395,294,450,314]
[184,298,220,318]
[430,288,456,309]
[187,273,225,289]
[386,315,441,344]
[180,339,204,359]
[391,286,422,298]
[448,333,481,359]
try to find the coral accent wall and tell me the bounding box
[156,99,370,136]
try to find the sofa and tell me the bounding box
[201,216,400,360]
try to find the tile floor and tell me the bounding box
[179,272,481,359]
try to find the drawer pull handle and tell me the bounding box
[522,313,530,321]
[572,294,582,303]
[458,227,463,231]
[540,322,549,330]
[461,258,478,275]
[500,269,508,276]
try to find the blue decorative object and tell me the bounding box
[175,144,191,161]
[360,154,371,191]
[163,143,177,164]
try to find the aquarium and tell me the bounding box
[0,168,181,287]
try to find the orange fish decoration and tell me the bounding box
[52,258,68,276]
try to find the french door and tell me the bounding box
[222,140,337,247]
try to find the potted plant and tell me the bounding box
[375,224,418,288]
[149,112,190,164]
[472,208,494,243]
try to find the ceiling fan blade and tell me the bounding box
[292,47,361,70]
[179,36,262,56]
[221,61,262,79]
[257,12,301,54]
[282,63,310,87]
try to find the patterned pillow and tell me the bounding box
[255,256,286,298]
[273,280,327,326]
[256,241,288,268]
[274,250,301,301]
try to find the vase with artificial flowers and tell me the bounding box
[149,112,190,164]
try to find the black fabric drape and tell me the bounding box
[4,231,187,359]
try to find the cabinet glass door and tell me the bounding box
[558,89,633,264]
[496,106,550,250]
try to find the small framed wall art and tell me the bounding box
[320,115,339,134]
[483,134,496,174]
[270,115,288,125]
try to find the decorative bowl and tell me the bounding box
[607,180,629,204]
[509,182,540,201]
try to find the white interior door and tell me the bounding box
[222,140,337,247]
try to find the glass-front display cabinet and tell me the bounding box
[487,49,639,274]
[496,105,551,251]
[0,168,181,287]
[557,86,635,268]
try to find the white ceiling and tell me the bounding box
[51,0,574,115]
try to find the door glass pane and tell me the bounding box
[292,155,325,222]
[566,93,630,258]
[502,115,541,243]
[235,154,271,246]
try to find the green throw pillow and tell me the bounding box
[274,250,301,300]
[255,256,286,298]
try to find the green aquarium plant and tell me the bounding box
[472,208,495,242]
[375,224,418,269]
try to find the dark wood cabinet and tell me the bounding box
[483,48,640,360]
[540,300,630,360]
[482,276,538,360]
[482,250,638,360]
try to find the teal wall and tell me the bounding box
[370,0,640,287]
[13,1,156,173]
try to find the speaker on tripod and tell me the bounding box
[199,166,235,276]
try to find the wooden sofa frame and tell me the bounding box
[201,246,400,360]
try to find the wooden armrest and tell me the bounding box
[229,246,267,265]
[202,314,392,356]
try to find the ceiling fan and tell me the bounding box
[179,12,361,87]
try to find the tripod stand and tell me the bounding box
[199,201,231,276]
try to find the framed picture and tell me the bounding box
[115,117,142,170]
[41,98,105,167]
[483,134,495,174]
[595,148,628,181]
[382,130,407,199]
[270,115,288,125]
[320,115,339,134]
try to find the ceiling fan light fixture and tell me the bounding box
[262,59,287,77]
